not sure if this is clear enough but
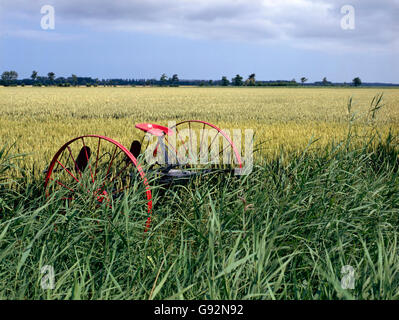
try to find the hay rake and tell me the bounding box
[44,120,242,230]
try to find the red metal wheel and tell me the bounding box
[140,120,242,178]
[172,120,242,170]
[177,120,242,169]
[44,135,152,229]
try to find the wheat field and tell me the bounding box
[1,86,399,299]
[1,87,399,171]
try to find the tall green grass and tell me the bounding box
[0,125,398,300]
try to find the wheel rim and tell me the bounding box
[143,120,242,178]
[44,135,152,229]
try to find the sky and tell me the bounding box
[0,0,398,83]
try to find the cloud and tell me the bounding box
[1,0,398,52]
[0,29,84,42]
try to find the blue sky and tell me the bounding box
[1,0,398,83]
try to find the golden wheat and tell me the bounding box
[1,86,398,172]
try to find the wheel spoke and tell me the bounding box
[45,135,153,233]
[48,177,75,193]
[218,143,231,157]
[208,131,220,154]
[105,145,118,180]
[175,127,196,164]
[56,160,80,183]
[94,137,101,180]
[52,148,66,176]
[67,146,82,178]
[200,123,206,151]
[164,135,182,165]
[81,137,94,183]
[188,122,193,156]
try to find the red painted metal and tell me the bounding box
[44,135,153,227]
[135,123,174,137]
[45,120,242,233]
[171,120,243,169]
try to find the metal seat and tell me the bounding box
[135,123,174,137]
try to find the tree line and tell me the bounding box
[1,70,365,87]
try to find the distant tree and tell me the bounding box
[31,70,38,81]
[170,74,179,86]
[48,72,55,84]
[1,71,18,81]
[1,71,9,82]
[209,80,213,86]
[221,76,230,86]
[1,71,18,85]
[9,70,18,81]
[71,74,78,86]
[352,77,362,87]
[232,74,243,86]
[322,77,329,86]
[246,73,256,86]
[160,73,168,86]
[300,77,308,85]
[172,74,179,82]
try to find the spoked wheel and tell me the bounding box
[44,135,152,228]
[147,120,243,183]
